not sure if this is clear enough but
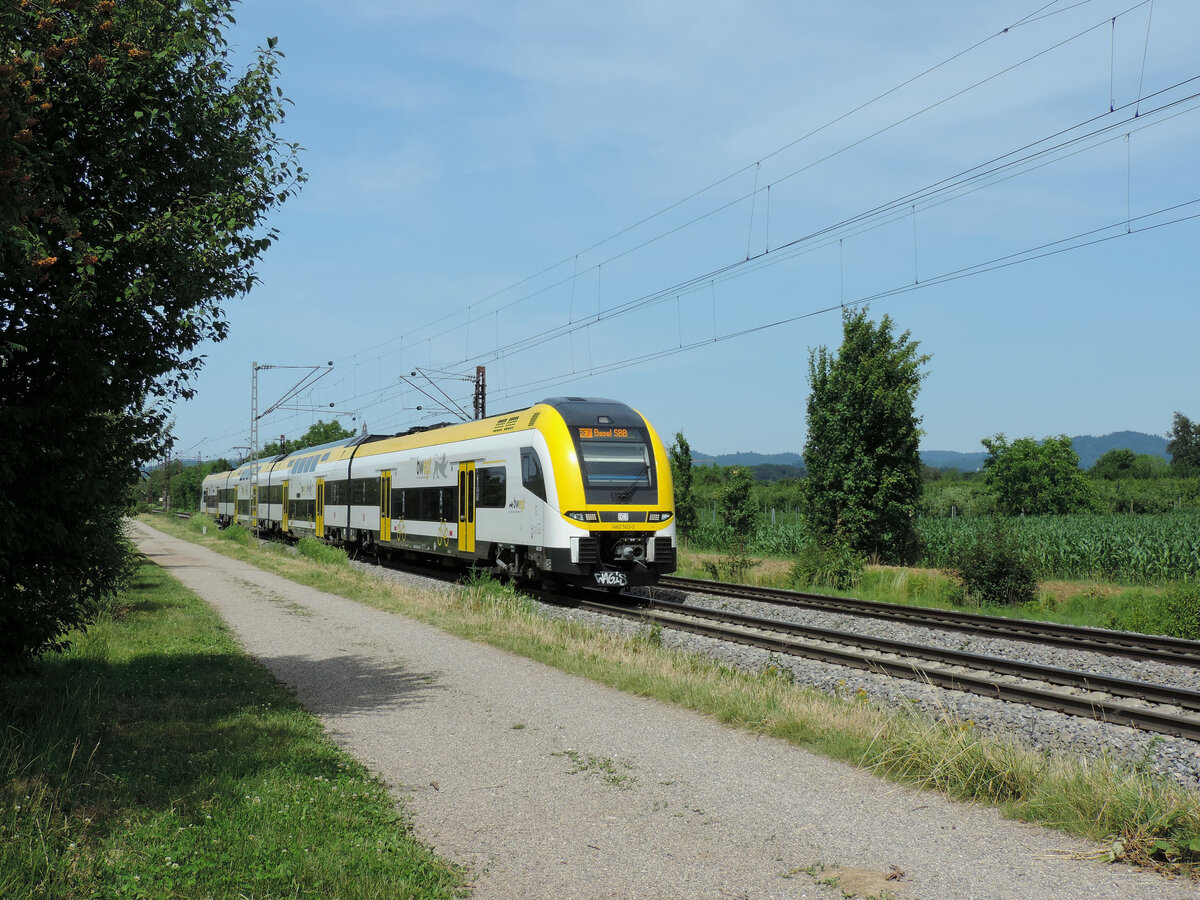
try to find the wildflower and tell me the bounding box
[87,54,105,73]
[33,256,57,269]
[15,128,33,143]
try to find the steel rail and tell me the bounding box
[657,575,1200,667]
[579,598,1200,742]
[646,598,1200,712]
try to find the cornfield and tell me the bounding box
[917,511,1200,583]
[687,510,1200,584]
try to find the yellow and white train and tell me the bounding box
[201,397,677,589]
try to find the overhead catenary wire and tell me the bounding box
[328,0,1158,380]
[260,79,1199,441]
[185,0,1194,457]
[330,0,1112,368]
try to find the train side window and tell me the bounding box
[418,487,436,520]
[326,480,347,506]
[477,466,506,508]
[521,447,546,501]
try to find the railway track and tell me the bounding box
[656,575,1200,667]
[283,541,1200,741]
[577,595,1200,742]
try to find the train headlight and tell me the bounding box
[566,511,600,523]
[647,511,673,522]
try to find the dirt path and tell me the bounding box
[130,521,1198,900]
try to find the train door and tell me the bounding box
[457,461,476,555]
[316,478,325,538]
[251,483,259,529]
[380,472,392,541]
[281,480,289,533]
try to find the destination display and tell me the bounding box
[578,427,631,439]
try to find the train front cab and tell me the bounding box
[538,397,677,590]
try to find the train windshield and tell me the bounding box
[579,439,651,488]
[574,427,656,503]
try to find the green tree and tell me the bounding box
[260,419,355,458]
[720,466,756,538]
[1090,448,1138,480]
[1090,449,1169,481]
[1167,412,1200,476]
[297,419,355,448]
[1,1,303,666]
[716,466,756,580]
[981,435,1095,516]
[802,308,929,563]
[668,431,699,540]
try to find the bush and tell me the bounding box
[953,518,1038,606]
[1158,582,1200,640]
[789,536,865,590]
[295,536,349,567]
[218,524,250,545]
[188,514,216,534]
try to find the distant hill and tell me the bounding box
[920,431,1169,471]
[918,450,988,471]
[1067,432,1169,469]
[694,451,803,467]
[694,432,1168,474]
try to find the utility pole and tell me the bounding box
[250,361,260,533]
[473,365,486,419]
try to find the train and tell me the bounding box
[201,396,677,589]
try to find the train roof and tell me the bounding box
[204,398,641,477]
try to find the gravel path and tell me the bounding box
[131,522,1199,900]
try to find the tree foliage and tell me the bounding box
[1089,449,1168,481]
[260,419,355,458]
[0,1,303,666]
[668,431,699,539]
[703,465,756,581]
[952,518,1038,606]
[801,308,929,563]
[719,466,756,538]
[1167,412,1200,476]
[981,435,1095,516]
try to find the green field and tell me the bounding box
[687,509,1200,584]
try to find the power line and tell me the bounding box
[186,1,1194,455]
[334,0,1129,366]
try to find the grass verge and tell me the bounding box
[675,547,1178,634]
[139,515,1200,874]
[0,556,465,900]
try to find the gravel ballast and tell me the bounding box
[562,586,1200,792]
[131,522,1199,900]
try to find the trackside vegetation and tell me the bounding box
[686,510,1200,588]
[0,558,465,900]
[137,515,1200,874]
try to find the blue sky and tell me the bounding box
[170,0,1200,462]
